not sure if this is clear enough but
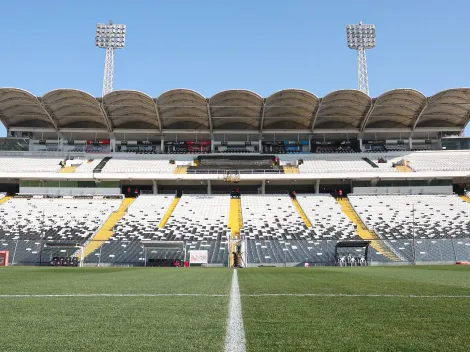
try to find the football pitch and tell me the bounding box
[1,267,470,352]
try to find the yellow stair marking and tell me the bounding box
[396,161,413,172]
[292,198,312,228]
[337,198,399,261]
[229,198,243,238]
[59,166,78,173]
[81,197,136,259]
[159,196,181,228]
[283,166,299,174]
[459,195,470,203]
[174,166,188,174]
[0,196,12,206]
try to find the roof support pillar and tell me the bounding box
[360,103,375,131]
[311,101,322,132]
[260,98,266,132]
[206,100,213,132]
[154,100,163,133]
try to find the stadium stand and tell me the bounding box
[298,154,397,173]
[241,195,316,264]
[348,194,470,262]
[87,195,231,264]
[0,196,122,264]
[296,194,358,240]
[100,158,177,173]
[0,156,64,172]
[405,151,470,171]
[187,155,280,173]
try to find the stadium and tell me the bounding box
[1,15,470,352]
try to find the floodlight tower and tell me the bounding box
[346,21,376,95]
[95,21,127,96]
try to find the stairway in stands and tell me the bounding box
[292,198,312,227]
[459,195,470,203]
[396,161,413,172]
[174,166,188,174]
[159,196,181,228]
[0,196,12,206]
[81,197,136,259]
[362,157,379,168]
[283,165,299,174]
[337,198,399,261]
[93,157,112,173]
[229,198,243,238]
[59,166,78,173]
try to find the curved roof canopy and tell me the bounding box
[42,89,110,129]
[0,88,468,132]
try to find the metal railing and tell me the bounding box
[2,238,470,267]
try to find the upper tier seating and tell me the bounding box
[299,155,397,173]
[405,152,470,171]
[296,194,358,240]
[74,159,103,173]
[100,159,177,173]
[0,157,64,173]
[349,194,470,239]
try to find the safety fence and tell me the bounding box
[1,238,470,267]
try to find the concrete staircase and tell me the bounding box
[174,166,188,174]
[81,197,136,259]
[229,198,243,239]
[0,196,12,206]
[59,166,78,173]
[459,195,470,203]
[159,196,181,228]
[396,161,413,172]
[283,165,299,174]
[292,198,312,228]
[337,198,399,261]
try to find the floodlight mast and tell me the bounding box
[346,21,376,95]
[95,20,127,96]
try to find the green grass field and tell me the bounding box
[1,266,470,351]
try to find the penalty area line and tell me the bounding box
[225,269,246,352]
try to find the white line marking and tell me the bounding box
[245,293,470,298]
[0,293,228,298]
[225,269,246,352]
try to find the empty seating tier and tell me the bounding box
[0,196,122,264]
[296,194,358,240]
[299,155,397,173]
[100,158,177,173]
[0,157,64,173]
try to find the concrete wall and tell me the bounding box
[352,185,453,195]
[19,187,121,196]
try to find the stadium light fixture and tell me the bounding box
[346,21,376,95]
[95,20,127,96]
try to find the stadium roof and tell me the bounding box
[0,87,469,133]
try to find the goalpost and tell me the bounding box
[42,242,85,267]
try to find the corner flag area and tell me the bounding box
[1,267,470,351]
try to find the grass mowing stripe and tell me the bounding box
[225,269,246,352]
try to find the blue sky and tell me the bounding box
[1,0,470,136]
